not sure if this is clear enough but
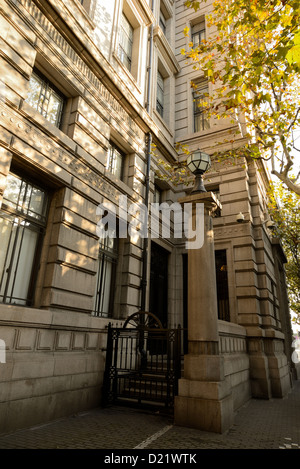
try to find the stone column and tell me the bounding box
[174,192,234,433]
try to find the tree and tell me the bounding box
[181,0,300,195]
[268,184,300,324]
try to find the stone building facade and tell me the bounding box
[0,0,297,434]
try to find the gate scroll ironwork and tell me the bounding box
[102,312,182,411]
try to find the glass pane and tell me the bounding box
[3,174,47,222]
[47,91,63,126]
[2,174,22,210]
[0,215,14,295]
[121,14,133,41]
[7,223,38,305]
[157,72,164,116]
[193,85,209,131]
[100,258,112,315]
[192,23,205,46]
[0,216,38,305]
[93,255,113,316]
[28,186,47,221]
[26,72,64,128]
[26,73,43,110]
[119,14,133,71]
[113,151,123,179]
[107,145,123,179]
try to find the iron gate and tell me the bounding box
[102,313,182,411]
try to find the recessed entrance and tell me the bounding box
[149,242,169,328]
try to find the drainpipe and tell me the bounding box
[140,0,154,312]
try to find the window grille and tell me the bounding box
[106,143,123,180]
[26,70,65,127]
[0,173,48,305]
[93,235,118,317]
[118,13,133,72]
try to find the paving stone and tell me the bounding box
[0,381,299,450]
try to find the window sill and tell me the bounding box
[104,169,135,199]
[20,101,77,153]
[112,52,142,96]
[153,109,174,139]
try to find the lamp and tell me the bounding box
[187,150,211,193]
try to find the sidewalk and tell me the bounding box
[0,380,299,450]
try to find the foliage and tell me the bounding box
[268,183,300,323]
[152,143,192,186]
[181,0,300,195]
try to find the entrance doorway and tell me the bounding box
[149,242,169,328]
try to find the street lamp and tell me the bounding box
[187,150,211,193]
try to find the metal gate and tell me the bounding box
[102,312,182,411]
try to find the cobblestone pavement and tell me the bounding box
[0,380,299,451]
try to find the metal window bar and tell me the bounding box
[0,175,47,305]
[93,242,118,317]
[28,72,64,128]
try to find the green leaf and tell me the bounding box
[287,44,300,65]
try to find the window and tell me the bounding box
[93,235,118,317]
[26,70,65,127]
[156,71,164,118]
[191,22,205,47]
[118,13,133,72]
[159,10,167,35]
[0,172,48,305]
[193,82,209,132]
[106,143,123,179]
[215,250,230,321]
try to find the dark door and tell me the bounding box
[149,242,169,328]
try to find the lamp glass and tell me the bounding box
[187,151,211,174]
